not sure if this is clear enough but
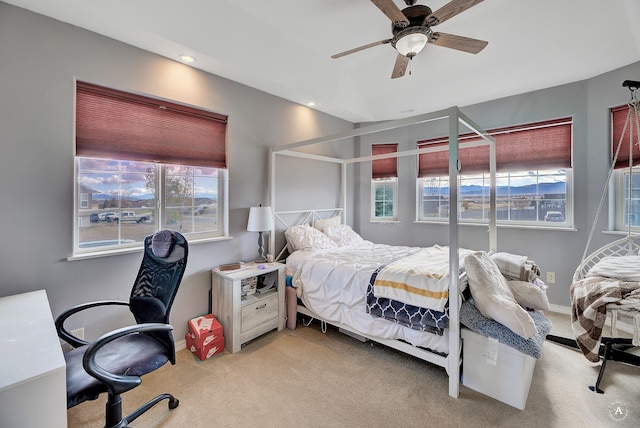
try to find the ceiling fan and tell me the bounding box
[331,0,488,79]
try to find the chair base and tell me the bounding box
[547,335,640,393]
[105,392,179,428]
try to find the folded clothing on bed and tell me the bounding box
[372,245,474,311]
[490,252,541,282]
[460,298,552,359]
[366,268,447,335]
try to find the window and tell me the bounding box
[612,104,640,231]
[79,192,89,209]
[74,82,228,256]
[417,118,572,227]
[371,143,398,221]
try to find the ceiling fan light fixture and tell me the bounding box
[392,27,431,58]
[395,33,428,57]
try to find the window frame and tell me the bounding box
[613,167,640,232]
[371,143,399,222]
[416,169,573,228]
[72,158,229,259]
[71,81,230,259]
[416,117,573,228]
[611,103,640,233]
[371,177,399,222]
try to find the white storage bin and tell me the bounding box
[461,328,536,410]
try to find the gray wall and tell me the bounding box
[2,1,640,337]
[354,62,640,307]
[0,3,352,340]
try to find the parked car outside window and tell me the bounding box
[544,211,564,222]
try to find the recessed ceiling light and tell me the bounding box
[401,108,414,114]
[307,102,316,107]
[179,54,196,64]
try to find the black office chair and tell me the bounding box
[56,230,188,428]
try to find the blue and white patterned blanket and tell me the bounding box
[366,268,448,335]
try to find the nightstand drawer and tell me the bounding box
[241,293,278,333]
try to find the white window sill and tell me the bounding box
[68,235,233,261]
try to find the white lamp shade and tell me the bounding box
[247,206,274,232]
[395,33,428,57]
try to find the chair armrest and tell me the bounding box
[83,323,173,395]
[55,300,129,348]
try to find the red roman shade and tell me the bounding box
[418,118,572,177]
[611,104,640,169]
[76,81,228,168]
[372,143,398,179]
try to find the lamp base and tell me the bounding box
[255,231,267,264]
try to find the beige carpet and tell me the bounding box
[67,312,640,427]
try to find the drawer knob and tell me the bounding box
[256,303,267,310]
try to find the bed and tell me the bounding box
[268,106,498,398]
[280,216,550,349]
[285,231,473,355]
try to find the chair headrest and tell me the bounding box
[151,230,177,258]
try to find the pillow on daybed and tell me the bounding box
[313,215,341,233]
[465,251,538,339]
[285,224,338,252]
[507,280,550,311]
[323,224,365,246]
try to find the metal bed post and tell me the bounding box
[447,107,461,398]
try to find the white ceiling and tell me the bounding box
[5,0,640,123]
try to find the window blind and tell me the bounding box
[611,104,640,169]
[417,118,572,177]
[372,143,398,179]
[76,81,228,168]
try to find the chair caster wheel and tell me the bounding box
[588,385,604,394]
[169,397,179,409]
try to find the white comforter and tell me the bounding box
[288,241,451,353]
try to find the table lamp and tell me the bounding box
[247,205,274,262]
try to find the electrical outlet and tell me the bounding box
[546,272,556,284]
[71,327,84,341]
[61,328,85,353]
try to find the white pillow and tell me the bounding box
[586,255,640,281]
[313,215,341,233]
[465,252,538,339]
[284,225,338,252]
[507,280,550,311]
[323,224,365,246]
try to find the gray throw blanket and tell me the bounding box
[460,298,552,359]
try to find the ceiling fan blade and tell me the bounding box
[429,32,488,54]
[391,54,410,79]
[424,0,484,26]
[331,39,391,59]
[371,0,409,27]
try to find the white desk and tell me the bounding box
[0,290,67,428]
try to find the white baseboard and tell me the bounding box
[547,304,634,334]
[548,304,570,315]
[175,338,186,351]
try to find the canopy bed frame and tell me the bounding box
[268,106,496,398]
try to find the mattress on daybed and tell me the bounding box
[288,241,464,354]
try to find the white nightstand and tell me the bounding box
[211,262,285,353]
